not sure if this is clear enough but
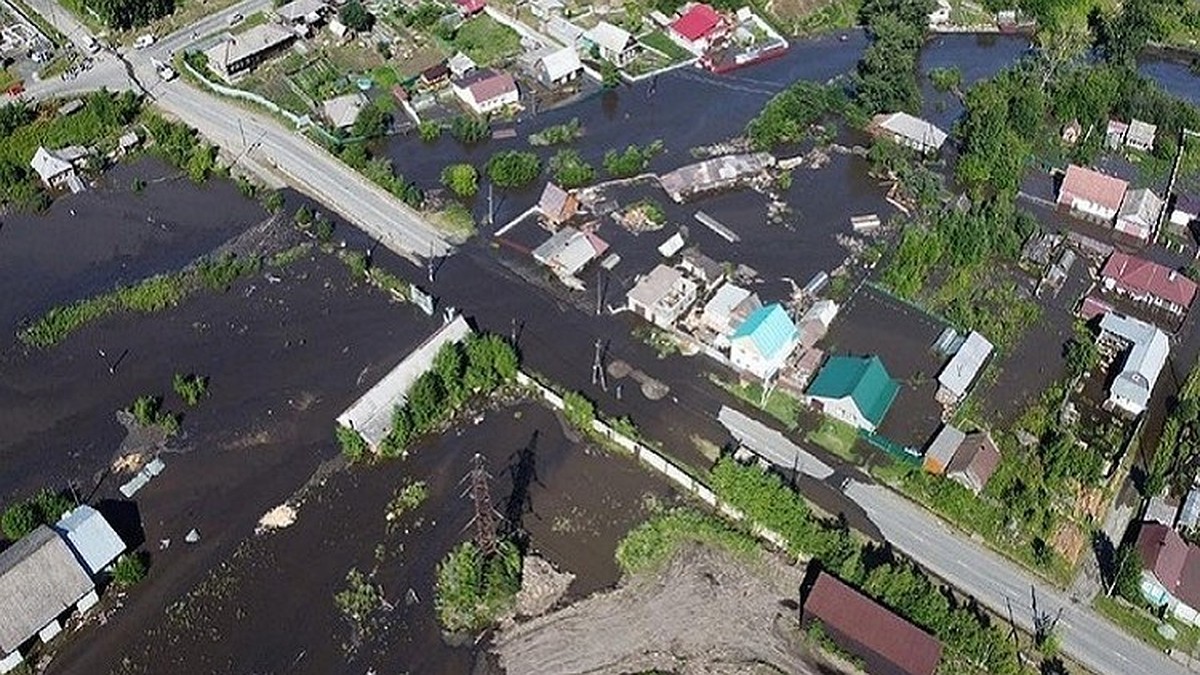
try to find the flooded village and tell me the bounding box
[5,0,1200,673]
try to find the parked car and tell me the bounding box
[228,13,243,26]
[82,36,99,53]
[134,34,155,49]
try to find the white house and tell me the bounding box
[452,68,519,115]
[584,21,638,66]
[30,145,87,193]
[805,355,899,433]
[627,265,697,329]
[729,303,799,380]
[936,330,993,404]
[533,45,583,87]
[1056,164,1128,222]
[701,282,760,339]
[1171,194,1199,228]
[1099,312,1169,417]
[52,505,125,577]
[1116,187,1164,241]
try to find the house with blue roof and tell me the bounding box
[729,303,799,380]
[805,355,899,432]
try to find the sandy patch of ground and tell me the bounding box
[492,544,833,675]
[513,555,575,619]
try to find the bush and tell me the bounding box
[434,539,522,632]
[616,508,758,573]
[485,151,541,189]
[1,489,76,541]
[418,120,443,142]
[450,116,489,144]
[172,373,209,406]
[549,148,595,188]
[111,552,149,588]
[339,0,376,31]
[528,118,582,146]
[441,163,479,197]
[336,424,369,462]
[602,141,663,177]
[562,391,596,432]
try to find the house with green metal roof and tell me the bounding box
[805,355,900,432]
[729,303,799,380]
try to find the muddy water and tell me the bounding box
[0,157,268,334]
[103,403,677,675]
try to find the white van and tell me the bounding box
[133,34,155,49]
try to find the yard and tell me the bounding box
[711,375,801,431]
[638,30,694,62]
[445,14,521,67]
[805,418,859,462]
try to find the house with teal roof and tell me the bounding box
[805,355,900,432]
[729,303,799,380]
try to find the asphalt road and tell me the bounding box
[844,478,1188,675]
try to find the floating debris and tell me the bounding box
[255,504,298,535]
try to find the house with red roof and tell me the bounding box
[1137,522,1200,627]
[456,0,486,16]
[668,3,727,54]
[1101,251,1197,316]
[451,68,519,115]
[1057,164,1128,223]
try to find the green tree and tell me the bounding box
[441,163,479,198]
[485,151,542,189]
[339,0,376,32]
[1064,323,1099,379]
[1113,541,1144,601]
[601,60,621,89]
[434,342,467,407]
[418,120,443,142]
[450,116,489,144]
[407,372,446,431]
[353,102,390,139]
[434,539,522,632]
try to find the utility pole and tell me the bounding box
[427,242,435,283]
[238,118,246,149]
[595,269,603,316]
[592,339,607,392]
[463,453,500,557]
[487,183,494,228]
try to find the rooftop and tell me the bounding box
[1099,312,1169,412]
[731,303,798,361]
[1138,522,1200,610]
[924,423,965,470]
[456,68,517,103]
[276,0,327,21]
[321,92,367,129]
[1059,164,1129,212]
[937,331,993,399]
[628,264,689,309]
[203,23,294,71]
[0,526,94,654]
[806,355,900,428]
[671,3,722,41]
[537,45,582,81]
[53,505,124,577]
[803,572,942,675]
[1102,251,1197,309]
[946,431,1001,490]
[585,21,633,53]
[871,112,948,152]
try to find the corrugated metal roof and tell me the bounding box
[937,331,993,399]
[806,355,899,427]
[872,112,948,152]
[923,424,965,473]
[0,526,93,653]
[1100,312,1169,414]
[730,303,797,361]
[53,506,124,577]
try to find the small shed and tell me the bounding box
[680,249,723,288]
[922,424,965,475]
[537,182,578,224]
[946,432,1001,494]
[53,505,125,577]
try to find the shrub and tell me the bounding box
[434,539,522,632]
[111,552,149,588]
[172,373,209,406]
[485,151,542,188]
[337,424,369,462]
[418,121,443,142]
[549,148,594,188]
[450,116,489,144]
[441,163,479,198]
[615,508,758,574]
[562,391,595,432]
[1,502,39,541]
[602,141,663,177]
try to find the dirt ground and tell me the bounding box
[492,544,842,675]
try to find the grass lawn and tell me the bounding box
[1093,595,1200,653]
[430,202,478,240]
[0,68,16,91]
[639,30,693,62]
[806,418,860,462]
[711,375,801,430]
[784,0,861,35]
[448,14,521,67]
[230,11,268,34]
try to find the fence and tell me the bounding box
[516,371,791,551]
